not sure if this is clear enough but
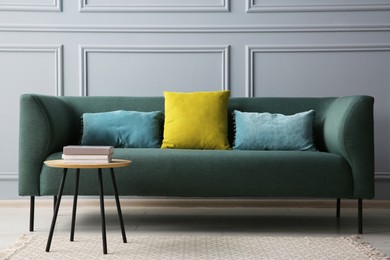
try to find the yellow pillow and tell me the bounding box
[161,90,231,150]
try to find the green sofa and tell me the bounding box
[19,94,375,233]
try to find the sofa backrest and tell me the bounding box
[59,96,334,151]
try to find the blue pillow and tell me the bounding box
[233,110,316,151]
[81,110,163,148]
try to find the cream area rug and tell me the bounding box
[1,234,389,260]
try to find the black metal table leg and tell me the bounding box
[46,168,68,252]
[110,168,127,243]
[29,196,35,232]
[336,198,341,218]
[97,168,108,254]
[358,199,363,234]
[70,169,80,242]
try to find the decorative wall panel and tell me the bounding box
[0,45,63,181]
[80,0,229,12]
[247,44,390,176]
[247,0,390,12]
[80,45,229,96]
[0,0,61,12]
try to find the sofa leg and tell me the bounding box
[336,198,341,218]
[29,196,35,232]
[358,199,363,234]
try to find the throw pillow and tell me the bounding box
[81,110,163,148]
[161,90,231,150]
[233,110,316,151]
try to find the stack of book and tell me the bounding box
[62,145,114,163]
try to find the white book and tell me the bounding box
[62,159,112,164]
[62,154,112,160]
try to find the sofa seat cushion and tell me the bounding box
[41,149,353,198]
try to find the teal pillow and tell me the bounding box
[233,110,316,151]
[81,110,163,148]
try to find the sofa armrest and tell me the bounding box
[18,94,76,196]
[323,95,375,199]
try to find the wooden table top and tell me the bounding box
[44,159,132,169]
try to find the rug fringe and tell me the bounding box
[0,234,36,260]
[343,235,390,260]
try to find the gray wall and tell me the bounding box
[0,1,389,199]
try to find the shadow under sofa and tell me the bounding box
[18,94,375,234]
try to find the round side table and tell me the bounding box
[44,159,131,255]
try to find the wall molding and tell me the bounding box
[80,45,230,96]
[0,0,61,12]
[0,173,18,181]
[246,0,390,12]
[375,172,390,180]
[79,0,229,13]
[0,45,63,96]
[1,24,390,33]
[246,44,390,97]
